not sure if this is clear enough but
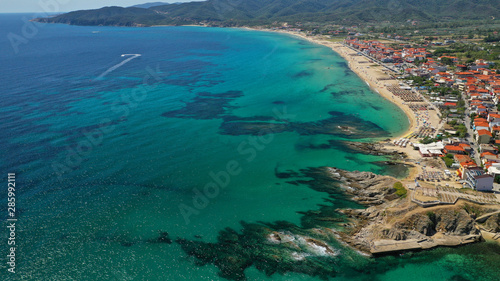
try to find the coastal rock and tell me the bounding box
[176,166,494,279]
[342,141,407,159]
[327,168,398,205]
[434,209,479,235]
[482,213,500,233]
[326,167,487,255]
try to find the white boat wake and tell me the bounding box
[96,54,141,80]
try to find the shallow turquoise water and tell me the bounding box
[0,14,498,281]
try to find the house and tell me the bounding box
[458,160,477,179]
[488,113,500,128]
[464,167,494,191]
[481,153,499,165]
[477,105,488,116]
[454,155,475,178]
[474,121,490,131]
[444,145,466,155]
[487,163,500,178]
[477,130,493,144]
[458,143,472,153]
[479,144,498,154]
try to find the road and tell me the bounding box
[464,106,481,164]
[340,43,400,74]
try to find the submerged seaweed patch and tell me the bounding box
[174,167,390,280]
[293,70,314,78]
[176,221,343,281]
[274,164,301,179]
[320,83,337,93]
[330,90,365,98]
[161,90,243,119]
[219,111,386,139]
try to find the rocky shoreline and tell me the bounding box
[329,168,499,255]
[175,165,499,280]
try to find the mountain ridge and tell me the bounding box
[35,0,500,27]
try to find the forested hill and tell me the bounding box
[35,0,500,27]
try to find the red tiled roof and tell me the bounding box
[459,143,471,149]
[445,145,465,152]
[475,122,490,127]
[481,152,497,158]
[460,161,477,168]
[455,155,472,163]
[478,130,493,136]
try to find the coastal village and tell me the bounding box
[341,37,500,195]
[263,26,500,254]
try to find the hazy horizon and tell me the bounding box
[0,0,205,13]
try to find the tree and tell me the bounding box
[495,175,500,184]
[441,57,454,66]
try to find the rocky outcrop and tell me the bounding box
[481,213,500,233]
[176,167,495,280]
[328,168,487,255]
[328,168,400,205]
[379,209,478,240]
[343,141,407,158]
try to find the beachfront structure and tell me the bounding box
[464,167,494,191]
[414,142,445,157]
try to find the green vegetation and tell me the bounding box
[420,136,445,144]
[426,211,437,228]
[35,0,500,28]
[463,203,483,218]
[431,43,500,64]
[393,182,407,198]
[495,175,500,184]
[454,124,467,138]
[442,154,455,167]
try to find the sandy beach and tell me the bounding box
[267,29,433,138]
[256,29,445,182]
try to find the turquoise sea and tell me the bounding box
[0,14,499,280]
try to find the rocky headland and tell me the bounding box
[175,165,499,280]
[329,168,499,255]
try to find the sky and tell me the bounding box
[0,0,201,13]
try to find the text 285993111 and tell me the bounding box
[7,173,16,274]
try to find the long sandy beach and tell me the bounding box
[255,29,445,184]
[259,29,443,141]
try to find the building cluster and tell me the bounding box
[420,66,500,191]
[425,66,500,192]
[344,38,430,64]
[344,38,500,193]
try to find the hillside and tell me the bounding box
[131,2,172,9]
[35,0,500,26]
